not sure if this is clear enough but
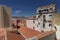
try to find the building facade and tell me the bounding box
[26,20,37,29]
[36,4,56,32]
[0,5,12,28]
[26,4,56,32]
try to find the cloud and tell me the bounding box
[12,10,22,16]
[14,10,21,14]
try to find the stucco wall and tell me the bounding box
[26,20,37,29]
[26,20,35,29]
[54,24,60,40]
[38,32,56,40]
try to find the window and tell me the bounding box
[33,20,35,23]
[49,15,52,19]
[49,24,51,26]
[38,22,40,25]
[50,8,52,10]
[43,15,46,19]
[38,10,41,13]
[43,23,45,28]
[33,27,35,29]
[38,16,40,18]
[48,21,51,22]
[49,15,52,16]
[43,9,48,11]
[43,19,46,22]
[43,15,45,18]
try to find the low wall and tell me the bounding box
[38,32,56,40]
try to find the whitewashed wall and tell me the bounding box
[44,22,51,31]
[26,20,37,29]
[43,13,52,21]
[54,24,60,40]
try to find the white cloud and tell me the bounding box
[14,10,21,14]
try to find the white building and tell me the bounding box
[36,4,56,32]
[26,20,38,30]
[26,4,56,32]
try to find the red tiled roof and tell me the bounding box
[7,31,25,40]
[18,20,26,26]
[38,4,55,9]
[20,20,26,24]
[18,26,43,38]
[0,28,25,40]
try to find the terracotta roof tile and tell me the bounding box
[18,20,26,26]
[7,31,25,40]
[20,20,26,24]
[18,26,43,38]
[38,4,55,9]
[0,28,25,40]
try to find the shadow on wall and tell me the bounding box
[3,7,9,27]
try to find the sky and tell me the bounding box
[0,0,60,17]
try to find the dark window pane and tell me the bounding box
[39,10,41,13]
[43,9,48,11]
[50,8,52,10]
[49,15,52,16]
[44,19,46,22]
[33,21,35,23]
[43,15,45,17]
[43,15,45,18]
[49,24,51,26]
[38,16,40,18]
[38,22,40,25]
[33,27,35,29]
[49,15,52,19]
[43,23,45,28]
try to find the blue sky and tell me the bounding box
[0,0,60,17]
